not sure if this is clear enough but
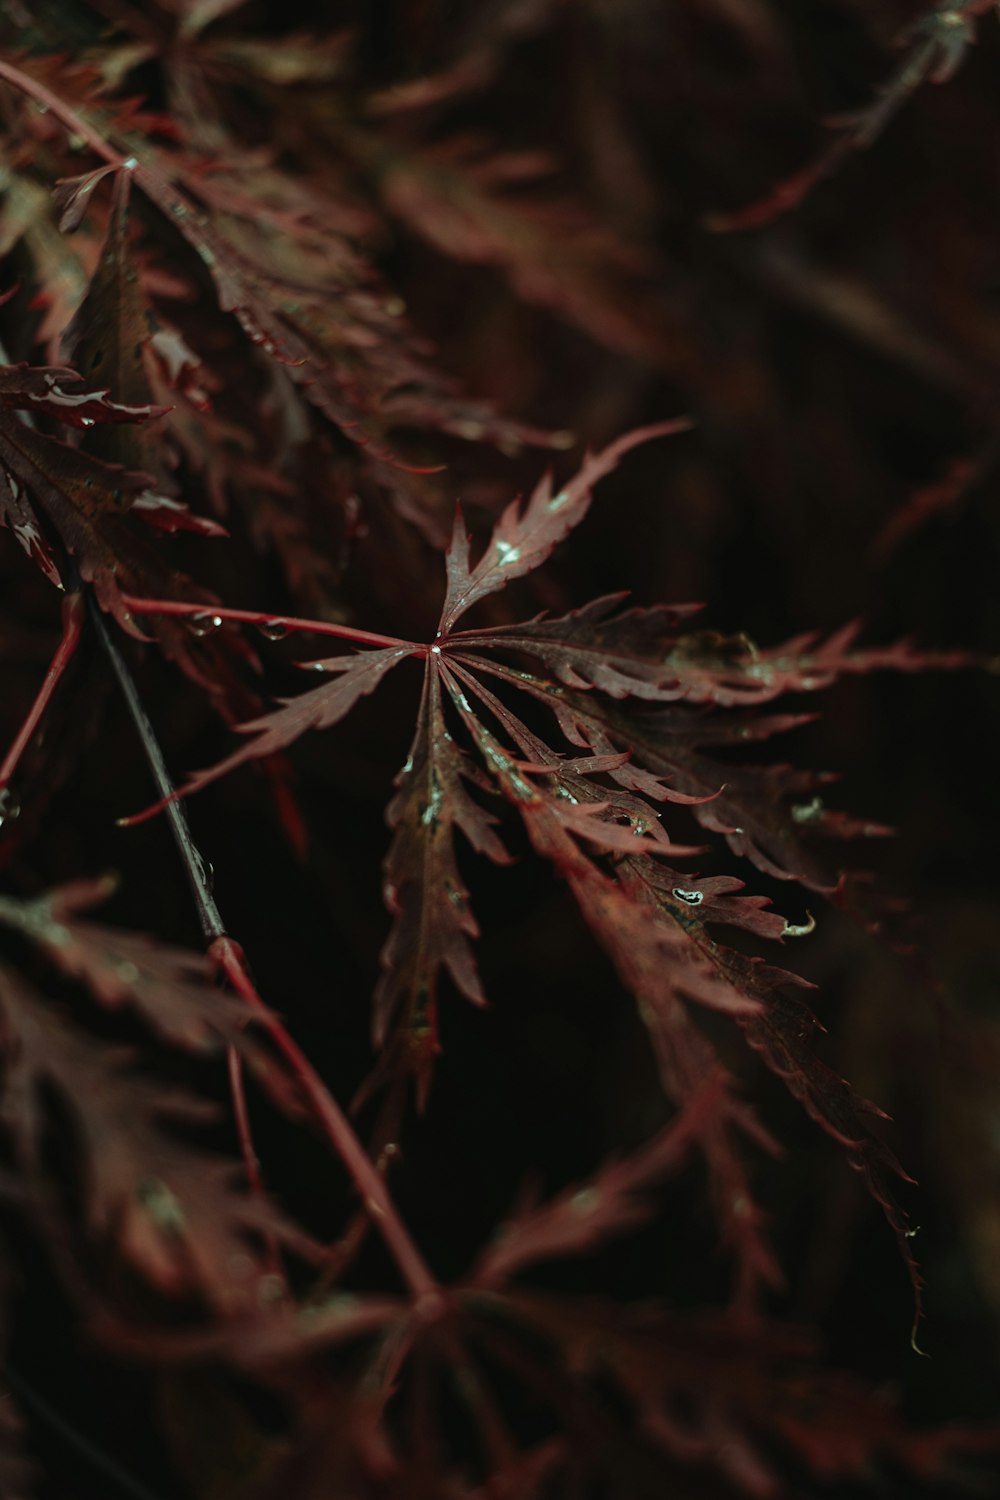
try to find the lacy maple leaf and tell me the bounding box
[0,354,214,634]
[123,419,968,1327]
[0,957,303,1314]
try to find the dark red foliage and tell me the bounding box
[1,5,999,1499]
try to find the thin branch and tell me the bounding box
[2,1361,166,1500]
[226,1042,283,1277]
[86,599,290,1278]
[211,935,440,1302]
[0,591,85,795]
[91,598,438,1300]
[87,595,224,939]
[121,594,419,652]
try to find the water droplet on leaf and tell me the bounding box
[571,1188,600,1216]
[0,788,22,828]
[137,1177,186,1231]
[792,797,824,824]
[444,880,466,912]
[672,888,704,906]
[258,1273,286,1305]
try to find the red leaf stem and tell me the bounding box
[0,590,85,795]
[210,935,441,1304]
[121,594,416,652]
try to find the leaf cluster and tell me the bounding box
[0,4,997,1499]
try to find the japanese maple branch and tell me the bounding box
[87,598,222,936]
[226,1040,277,1268]
[89,600,438,1300]
[84,592,282,1265]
